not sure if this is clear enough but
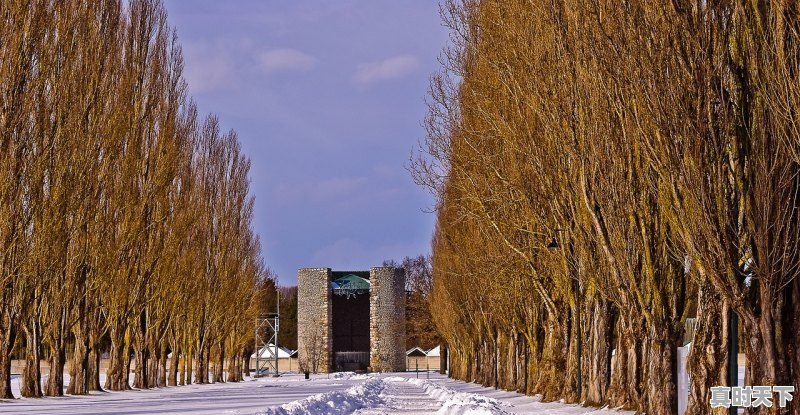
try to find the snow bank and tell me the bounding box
[257,378,384,415]
[386,376,511,415]
[329,371,371,380]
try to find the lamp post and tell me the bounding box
[547,229,565,252]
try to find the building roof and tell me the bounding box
[426,346,441,357]
[251,344,295,359]
[406,347,427,357]
[331,273,371,290]
[331,270,371,279]
[331,273,371,299]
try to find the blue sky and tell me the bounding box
[163,1,446,285]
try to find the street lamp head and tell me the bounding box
[547,237,559,251]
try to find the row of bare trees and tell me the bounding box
[415,1,800,414]
[383,255,441,350]
[0,0,272,399]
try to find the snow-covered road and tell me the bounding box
[2,372,635,415]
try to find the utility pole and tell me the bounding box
[728,310,739,415]
[254,288,281,377]
[275,289,280,376]
[575,276,582,402]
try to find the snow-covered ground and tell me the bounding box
[2,372,635,415]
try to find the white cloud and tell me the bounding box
[258,48,316,73]
[311,238,430,269]
[183,57,234,94]
[181,37,256,94]
[180,43,315,93]
[353,55,419,86]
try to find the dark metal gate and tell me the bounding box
[332,351,370,372]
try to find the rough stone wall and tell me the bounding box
[369,267,406,372]
[297,268,332,373]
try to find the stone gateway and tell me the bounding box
[297,267,406,373]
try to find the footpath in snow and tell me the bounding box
[3,371,635,415]
[260,373,633,415]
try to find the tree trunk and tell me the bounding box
[240,350,248,380]
[525,327,542,395]
[146,343,158,388]
[20,321,43,398]
[243,348,251,378]
[522,339,529,394]
[67,261,90,395]
[87,310,103,392]
[0,306,16,399]
[565,303,580,404]
[145,335,158,388]
[44,309,67,396]
[87,343,102,391]
[227,351,239,382]
[583,297,613,406]
[196,346,207,384]
[535,310,570,401]
[738,288,793,415]
[506,332,516,391]
[105,327,131,391]
[0,336,13,399]
[195,348,204,384]
[214,342,225,383]
[182,345,192,385]
[230,346,243,382]
[133,346,148,389]
[686,287,728,415]
[606,315,643,412]
[237,354,243,381]
[643,327,679,415]
[519,334,527,392]
[204,347,211,383]
[158,345,167,387]
[67,323,90,395]
[789,278,800,414]
[168,347,179,386]
[44,341,65,396]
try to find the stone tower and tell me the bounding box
[369,266,407,372]
[296,266,406,373]
[297,268,333,373]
